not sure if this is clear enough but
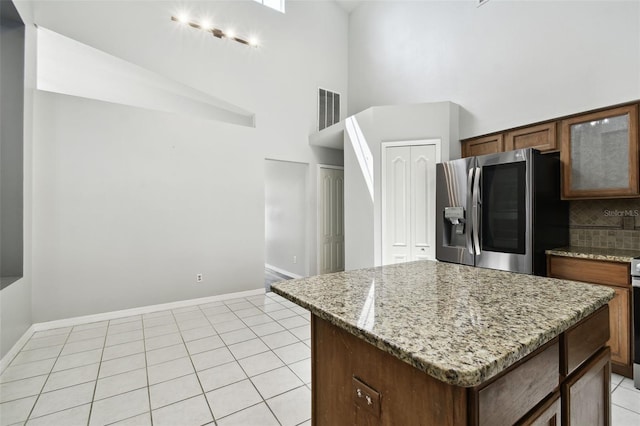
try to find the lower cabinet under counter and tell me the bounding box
[547,254,632,377]
[311,305,611,426]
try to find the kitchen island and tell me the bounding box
[272,260,615,426]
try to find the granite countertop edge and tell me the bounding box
[271,266,614,388]
[546,246,640,263]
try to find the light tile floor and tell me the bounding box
[1,291,639,425]
[611,373,640,425]
[0,293,311,426]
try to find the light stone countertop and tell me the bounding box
[546,246,640,263]
[271,260,614,388]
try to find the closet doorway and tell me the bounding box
[381,140,441,265]
[317,165,344,274]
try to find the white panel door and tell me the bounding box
[333,172,345,271]
[319,167,345,274]
[383,143,438,265]
[383,146,411,264]
[410,145,437,261]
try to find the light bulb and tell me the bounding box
[249,37,259,47]
[200,19,212,31]
[226,29,236,39]
[177,12,189,24]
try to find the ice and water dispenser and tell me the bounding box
[443,206,466,248]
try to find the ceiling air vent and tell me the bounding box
[318,88,340,131]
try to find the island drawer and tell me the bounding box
[471,339,559,426]
[561,305,610,377]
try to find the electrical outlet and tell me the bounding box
[196,274,203,283]
[293,256,297,264]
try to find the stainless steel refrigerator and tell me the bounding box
[435,148,568,276]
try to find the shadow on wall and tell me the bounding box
[36,27,255,127]
[264,267,293,292]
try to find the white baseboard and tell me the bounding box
[265,264,302,279]
[1,288,265,372]
[32,288,266,332]
[0,325,36,375]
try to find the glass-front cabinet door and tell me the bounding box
[560,104,639,199]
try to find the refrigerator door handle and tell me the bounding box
[472,167,482,255]
[466,167,475,255]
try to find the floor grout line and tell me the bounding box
[22,325,74,424]
[85,314,112,426]
[142,308,155,426]
[173,304,217,426]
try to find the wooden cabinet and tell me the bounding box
[470,340,559,426]
[460,102,639,183]
[312,314,468,426]
[548,255,632,377]
[608,287,631,368]
[312,306,610,426]
[561,305,610,377]
[560,104,639,199]
[506,122,558,152]
[518,392,561,426]
[461,123,557,158]
[461,134,504,158]
[562,347,611,426]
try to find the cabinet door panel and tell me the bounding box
[505,122,557,152]
[462,134,504,158]
[608,287,630,366]
[562,347,611,426]
[518,392,561,426]
[560,104,639,199]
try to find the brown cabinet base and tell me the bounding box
[518,392,561,426]
[312,315,467,425]
[311,306,610,426]
[562,347,611,426]
[548,255,632,378]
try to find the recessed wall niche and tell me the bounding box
[0,0,25,289]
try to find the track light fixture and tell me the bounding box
[171,15,259,47]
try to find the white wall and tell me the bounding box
[29,0,348,160]
[344,102,459,270]
[26,0,347,323]
[265,160,308,277]
[348,0,640,138]
[31,92,265,321]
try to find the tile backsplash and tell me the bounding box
[569,199,640,250]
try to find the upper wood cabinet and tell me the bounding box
[461,134,504,158]
[505,122,557,152]
[461,123,558,158]
[560,104,639,199]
